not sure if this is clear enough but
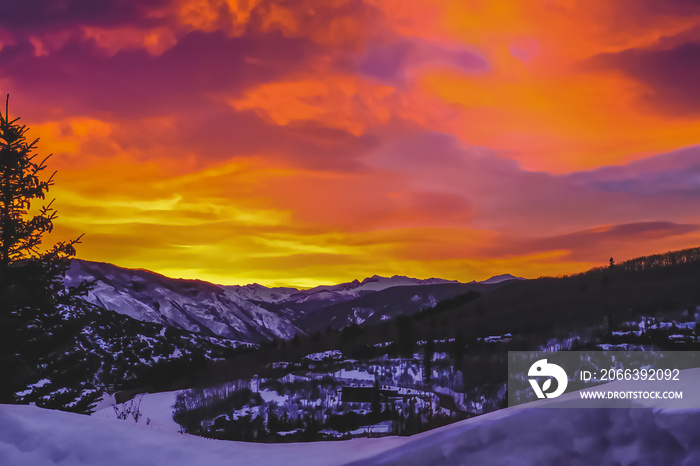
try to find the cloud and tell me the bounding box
[565,146,700,197]
[227,75,400,137]
[617,0,700,19]
[0,30,316,119]
[497,222,699,262]
[356,37,489,82]
[101,102,380,170]
[0,0,168,34]
[363,132,700,255]
[585,39,700,116]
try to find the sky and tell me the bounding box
[1,0,700,287]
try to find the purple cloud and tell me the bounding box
[356,37,489,83]
[479,221,698,262]
[367,132,700,244]
[0,30,316,119]
[565,146,700,197]
[0,0,167,34]
[107,101,380,169]
[586,41,700,116]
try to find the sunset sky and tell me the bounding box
[2,0,700,287]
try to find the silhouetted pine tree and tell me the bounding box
[0,95,94,410]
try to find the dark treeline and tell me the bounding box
[615,247,700,272]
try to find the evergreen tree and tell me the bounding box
[423,339,434,383]
[0,95,93,409]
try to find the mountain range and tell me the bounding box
[66,260,523,344]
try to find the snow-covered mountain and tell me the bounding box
[240,275,463,322]
[476,273,524,284]
[66,260,300,343]
[224,283,299,304]
[295,282,490,333]
[267,274,521,330]
[289,275,458,303]
[66,260,522,342]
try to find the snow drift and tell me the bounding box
[3,369,700,465]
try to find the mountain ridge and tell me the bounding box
[66,259,524,343]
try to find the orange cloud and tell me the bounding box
[3,0,700,287]
[228,76,397,136]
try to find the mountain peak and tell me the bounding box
[361,275,391,284]
[480,274,524,284]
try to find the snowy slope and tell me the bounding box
[66,260,300,343]
[0,403,408,466]
[224,283,299,304]
[351,367,700,465]
[92,391,182,432]
[4,369,700,465]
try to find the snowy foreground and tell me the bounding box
[4,371,700,466]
